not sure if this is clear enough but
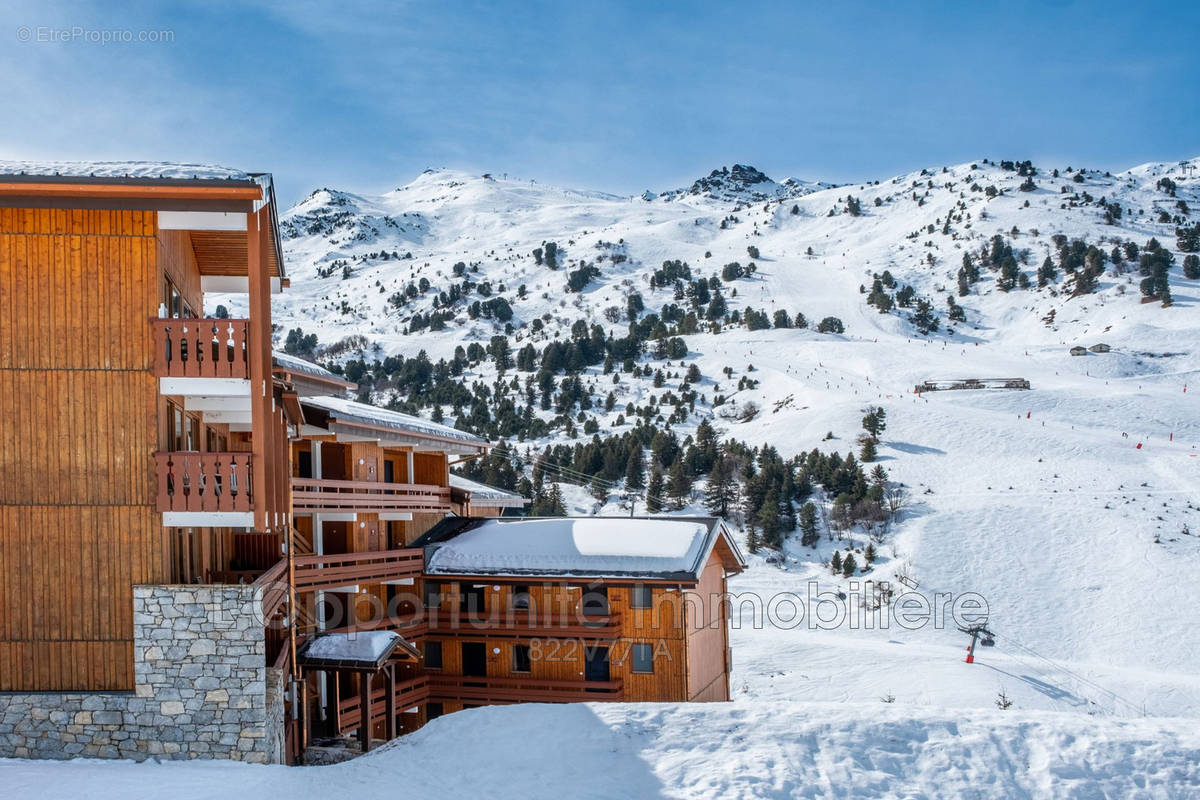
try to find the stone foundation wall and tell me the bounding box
[0,585,283,762]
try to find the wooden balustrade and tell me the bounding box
[336,676,431,733]
[429,609,622,639]
[291,478,451,513]
[291,548,424,593]
[155,451,255,512]
[252,558,289,622]
[427,675,624,704]
[152,318,249,379]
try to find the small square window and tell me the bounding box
[512,585,531,611]
[424,640,442,670]
[512,644,531,673]
[632,643,654,674]
[631,585,653,609]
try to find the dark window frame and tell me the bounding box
[512,644,531,673]
[424,640,443,670]
[631,642,654,674]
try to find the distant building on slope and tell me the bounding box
[1069,346,1088,356]
[1089,343,1111,353]
[412,516,746,720]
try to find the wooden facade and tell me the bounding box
[0,174,288,692]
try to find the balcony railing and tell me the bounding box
[427,675,624,704]
[429,609,622,640]
[155,451,255,513]
[336,676,431,733]
[291,478,451,514]
[292,548,424,593]
[153,318,249,379]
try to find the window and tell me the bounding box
[632,643,654,674]
[581,585,609,617]
[423,581,442,609]
[424,640,442,670]
[631,585,653,609]
[426,702,443,720]
[461,584,487,614]
[512,585,531,611]
[383,459,394,483]
[512,644,531,673]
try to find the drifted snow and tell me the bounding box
[0,160,251,180]
[4,702,1198,799]
[425,517,710,577]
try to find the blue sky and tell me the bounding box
[1,0,1197,205]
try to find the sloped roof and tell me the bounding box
[416,516,745,581]
[298,631,420,670]
[273,351,355,393]
[449,474,528,506]
[300,395,489,448]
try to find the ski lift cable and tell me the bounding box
[992,633,1144,715]
[534,459,677,510]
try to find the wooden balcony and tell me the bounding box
[155,451,254,513]
[152,318,249,379]
[291,478,451,514]
[427,675,624,704]
[429,609,622,640]
[336,676,431,733]
[292,548,424,593]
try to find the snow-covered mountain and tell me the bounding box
[213,155,1200,726]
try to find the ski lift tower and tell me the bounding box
[958,623,995,664]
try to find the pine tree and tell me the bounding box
[645,469,665,513]
[859,437,878,462]
[546,483,567,516]
[1184,254,1200,280]
[831,551,842,575]
[865,543,877,564]
[703,457,737,516]
[746,525,761,554]
[799,502,820,547]
[841,552,858,577]
[758,489,782,548]
[667,460,692,510]
[624,448,646,490]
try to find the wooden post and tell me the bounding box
[246,209,269,532]
[384,662,398,738]
[358,671,371,752]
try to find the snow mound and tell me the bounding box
[5,702,1198,799]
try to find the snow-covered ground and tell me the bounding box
[6,702,1199,799]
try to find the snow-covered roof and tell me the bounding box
[419,517,742,580]
[273,351,351,387]
[300,394,488,447]
[299,631,419,669]
[449,473,527,504]
[0,160,252,182]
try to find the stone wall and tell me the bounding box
[0,585,283,762]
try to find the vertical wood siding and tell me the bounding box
[0,209,162,691]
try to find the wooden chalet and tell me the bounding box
[412,516,746,715]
